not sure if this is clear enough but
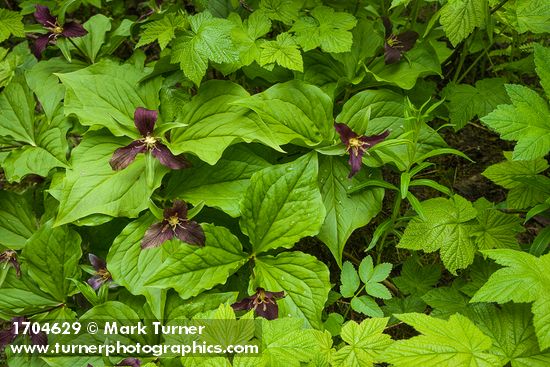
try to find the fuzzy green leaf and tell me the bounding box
[259,0,304,24]
[259,32,303,72]
[393,257,441,296]
[340,261,360,298]
[136,13,186,49]
[0,9,24,43]
[440,0,487,47]
[534,44,550,99]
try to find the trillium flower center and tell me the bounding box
[347,137,365,157]
[52,25,64,34]
[143,135,158,149]
[96,268,111,281]
[167,215,180,229]
[386,35,403,49]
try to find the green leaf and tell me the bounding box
[482,153,549,209]
[471,250,550,350]
[393,256,441,296]
[229,11,271,66]
[422,287,470,319]
[365,43,442,90]
[471,208,524,250]
[481,84,550,161]
[260,0,304,24]
[358,256,374,284]
[234,80,333,146]
[317,156,383,265]
[254,251,330,329]
[58,60,162,137]
[291,6,357,53]
[513,0,550,34]
[365,282,392,300]
[0,270,59,316]
[21,221,81,301]
[440,0,487,47]
[0,191,37,250]
[136,13,186,50]
[351,296,384,318]
[0,9,24,43]
[534,44,550,99]
[340,261,360,298]
[442,78,510,130]
[381,313,501,367]
[165,145,270,217]
[398,195,478,274]
[72,14,112,63]
[54,132,168,226]
[331,318,392,367]
[259,32,303,72]
[171,11,238,86]
[0,77,35,145]
[168,80,281,165]
[240,152,325,254]
[145,224,248,300]
[258,318,318,365]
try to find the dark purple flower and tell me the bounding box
[231,288,285,320]
[141,200,205,249]
[32,5,88,58]
[382,17,418,64]
[110,107,191,171]
[0,317,47,351]
[86,254,114,291]
[334,123,389,178]
[117,357,141,367]
[0,250,21,278]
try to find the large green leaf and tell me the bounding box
[72,14,112,63]
[54,132,168,226]
[317,155,383,266]
[57,60,162,137]
[240,152,325,254]
[169,80,281,165]
[145,224,248,299]
[234,80,334,147]
[229,11,271,66]
[259,32,304,72]
[513,0,550,34]
[381,313,501,367]
[21,221,81,301]
[331,318,393,367]
[398,195,478,274]
[0,9,24,43]
[440,0,486,47]
[254,251,330,329]
[0,76,35,145]
[0,191,37,250]
[165,145,270,217]
[534,44,550,99]
[136,13,186,50]
[260,0,304,24]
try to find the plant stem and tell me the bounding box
[490,0,509,14]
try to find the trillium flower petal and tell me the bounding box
[34,5,56,27]
[360,130,390,147]
[87,275,104,290]
[174,220,206,247]
[88,254,106,271]
[384,44,402,64]
[134,107,158,136]
[264,290,285,299]
[382,17,393,38]
[30,331,48,347]
[334,123,358,145]
[0,328,15,350]
[255,301,278,320]
[348,152,364,178]
[61,22,88,38]
[231,298,254,311]
[397,31,419,52]
[151,143,191,170]
[117,358,141,367]
[141,222,174,249]
[32,35,51,58]
[109,141,147,170]
[163,199,188,220]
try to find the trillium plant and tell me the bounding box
[1,0,549,366]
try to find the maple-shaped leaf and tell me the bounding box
[259,32,303,72]
[136,13,186,50]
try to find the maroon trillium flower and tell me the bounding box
[382,17,418,64]
[141,200,205,249]
[0,250,21,278]
[110,107,191,171]
[0,317,47,351]
[334,123,389,178]
[117,358,142,367]
[87,254,114,290]
[32,5,88,58]
[231,288,285,320]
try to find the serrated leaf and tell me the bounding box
[259,318,318,365]
[471,208,524,250]
[365,282,392,300]
[371,263,393,283]
[514,0,550,34]
[240,152,325,254]
[358,256,374,284]
[381,313,501,367]
[0,9,24,43]
[21,221,81,301]
[398,195,478,274]
[54,133,168,226]
[144,224,248,300]
[481,84,550,161]
[350,296,384,318]
[168,80,281,165]
[171,11,238,86]
[291,6,357,53]
[136,13,186,49]
[331,318,392,367]
[260,0,304,25]
[230,11,271,66]
[393,256,441,296]
[534,44,550,99]
[254,251,330,329]
[340,261,360,298]
[259,32,303,72]
[440,0,487,47]
[317,155,383,266]
[442,78,510,130]
[0,191,37,249]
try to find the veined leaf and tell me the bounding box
[259,32,303,72]
[0,9,24,43]
[136,13,186,50]
[240,152,325,254]
[0,191,37,250]
[0,76,35,145]
[440,0,487,47]
[259,0,304,25]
